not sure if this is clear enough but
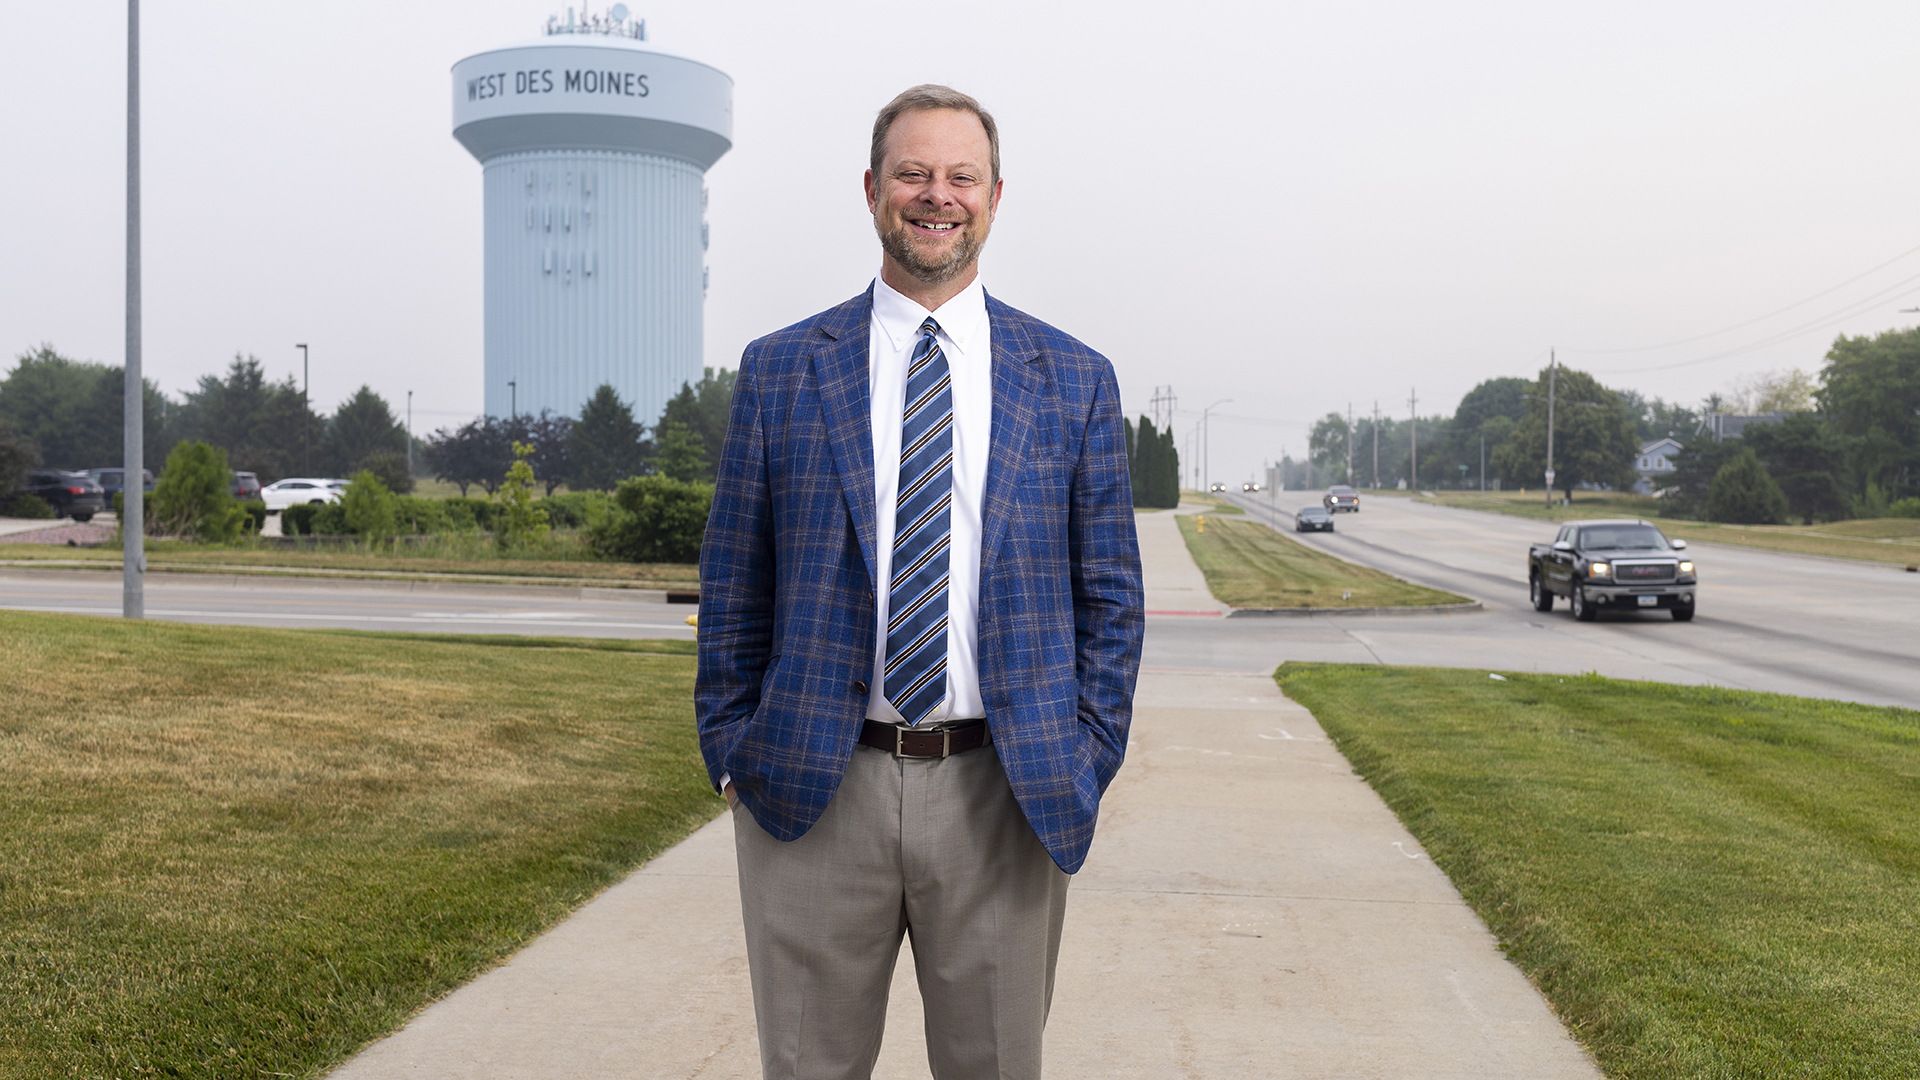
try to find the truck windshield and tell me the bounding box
[1580,525,1670,551]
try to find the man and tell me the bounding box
[696,84,1144,1080]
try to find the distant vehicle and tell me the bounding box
[1323,485,1360,513]
[229,471,262,501]
[1528,519,1696,622]
[1242,482,1261,492]
[85,468,154,505]
[259,478,344,512]
[1294,505,1334,533]
[1209,482,1227,493]
[24,470,106,523]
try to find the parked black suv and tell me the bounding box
[86,467,154,506]
[25,470,107,522]
[229,471,262,501]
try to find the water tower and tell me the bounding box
[451,8,732,426]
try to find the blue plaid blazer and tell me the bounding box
[695,287,1144,874]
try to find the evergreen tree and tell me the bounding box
[324,386,406,477]
[656,367,736,483]
[1705,447,1789,524]
[655,420,708,483]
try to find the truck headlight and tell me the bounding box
[1588,563,1610,579]
[1679,561,1694,575]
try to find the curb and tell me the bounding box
[0,564,697,604]
[1226,600,1484,618]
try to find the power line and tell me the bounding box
[1563,239,1920,355]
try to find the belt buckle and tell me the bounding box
[891,724,950,759]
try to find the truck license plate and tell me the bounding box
[1637,595,1657,607]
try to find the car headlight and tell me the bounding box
[1679,561,1693,575]
[1588,563,1610,579]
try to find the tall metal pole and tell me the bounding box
[1345,403,1353,486]
[122,0,144,620]
[296,343,309,474]
[1545,350,1558,508]
[406,390,413,478]
[1480,432,1486,492]
[1409,388,1419,494]
[1371,401,1379,491]
[509,380,518,419]
[1201,398,1231,492]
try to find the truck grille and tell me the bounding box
[1615,561,1676,583]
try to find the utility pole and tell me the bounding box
[1480,432,1486,492]
[1346,403,1354,486]
[406,390,413,479]
[1371,401,1380,491]
[296,343,309,474]
[509,380,518,420]
[1409,388,1419,495]
[1202,398,1232,491]
[122,0,143,620]
[1545,350,1558,508]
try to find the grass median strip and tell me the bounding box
[0,611,716,1077]
[0,544,701,588]
[1177,514,1467,608]
[1421,489,1920,567]
[1277,662,1920,1078]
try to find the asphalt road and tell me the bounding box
[1186,491,1920,711]
[0,570,699,640]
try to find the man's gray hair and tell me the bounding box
[870,84,1000,186]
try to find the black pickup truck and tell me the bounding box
[1528,519,1697,622]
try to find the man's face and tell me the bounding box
[865,108,1003,288]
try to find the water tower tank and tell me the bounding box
[451,10,732,426]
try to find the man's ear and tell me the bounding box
[864,169,878,215]
[988,176,1003,223]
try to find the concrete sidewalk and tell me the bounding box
[329,514,1600,1078]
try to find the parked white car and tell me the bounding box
[260,478,345,511]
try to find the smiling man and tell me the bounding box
[696,85,1145,1079]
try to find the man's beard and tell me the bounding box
[876,216,986,286]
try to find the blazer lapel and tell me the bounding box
[814,288,880,587]
[979,294,1044,588]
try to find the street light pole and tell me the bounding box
[1545,350,1558,508]
[296,343,309,474]
[122,0,143,620]
[509,379,518,420]
[1202,398,1232,492]
[406,390,413,479]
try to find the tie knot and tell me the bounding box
[919,318,941,340]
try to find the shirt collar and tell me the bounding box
[872,271,989,361]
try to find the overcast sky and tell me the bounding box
[5,0,1917,485]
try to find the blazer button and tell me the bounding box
[852,680,869,695]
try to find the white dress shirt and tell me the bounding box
[866,272,992,726]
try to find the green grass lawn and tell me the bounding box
[0,543,701,588]
[1177,515,1468,608]
[1422,489,1920,568]
[0,612,716,1078]
[1278,663,1920,1078]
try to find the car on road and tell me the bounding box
[260,477,344,511]
[85,468,153,507]
[1209,482,1227,493]
[1294,505,1334,532]
[1323,485,1360,512]
[229,471,262,501]
[1529,519,1696,622]
[1242,482,1261,492]
[25,470,107,522]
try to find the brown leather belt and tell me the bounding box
[859,718,990,759]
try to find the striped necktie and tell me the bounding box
[884,317,954,727]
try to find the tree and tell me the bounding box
[325,386,407,478]
[569,384,649,491]
[148,441,247,542]
[1706,448,1789,524]
[340,470,399,542]
[516,410,573,495]
[655,419,707,483]
[1817,327,1919,500]
[0,344,160,469]
[494,440,550,549]
[1661,432,1744,519]
[1742,413,1847,524]
[0,419,38,491]
[424,416,513,495]
[1126,416,1179,509]
[1727,368,1817,415]
[656,367,736,484]
[1491,365,1638,499]
[355,450,414,495]
[1308,412,1350,484]
[169,355,318,480]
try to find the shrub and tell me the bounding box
[0,492,55,519]
[282,503,321,536]
[494,441,549,550]
[149,441,248,542]
[239,499,268,533]
[340,471,398,541]
[589,474,712,563]
[1705,448,1789,525]
[392,495,452,535]
[311,502,349,535]
[537,490,612,530]
[1888,497,1920,519]
[442,497,498,533]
